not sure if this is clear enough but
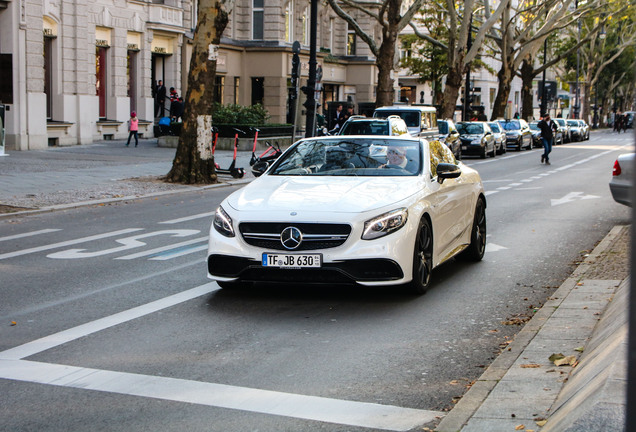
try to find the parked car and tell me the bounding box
[438,119,462,160]
[487,121,506,155]
[610,153,634,207]
[577,119,590,140]
[373,105,439,140]
[208,136,486,294]
[553,118,571,142]
[498,119,533,151]
[624,111,635,129]
[567,119,583,141]
[529,121,564,147]
[456,121,496,159]
[339,115,410,137]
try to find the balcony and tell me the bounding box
[149,3,183,28]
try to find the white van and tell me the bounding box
[373,105,438,139]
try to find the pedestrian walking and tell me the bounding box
[538,113,557,165]
[126,111,139,147]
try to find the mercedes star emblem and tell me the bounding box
[280,226,302,250]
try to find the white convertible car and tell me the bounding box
[207,136,486,294]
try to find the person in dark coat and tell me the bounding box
[538,113,558,165]
[155,80,166,118]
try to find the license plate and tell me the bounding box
[262,253,322,268]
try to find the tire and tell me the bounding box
[405,217,433,294]
[516,139,521,151]
[488,144,496,158]
[217,280,252,290]
[460,197,486,261]
[480,147,487,159]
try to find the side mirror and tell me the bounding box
[436,163,461,183]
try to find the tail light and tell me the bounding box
[613,160,622,176]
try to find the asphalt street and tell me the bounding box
[0,129,632,431]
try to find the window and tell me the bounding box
[347,24,356,56]
[215,75,225,104]
[234,77,240,104]
[253,0,264,40]
[285,2,293,42]
[329,18,334,52]
[302,7,309,45]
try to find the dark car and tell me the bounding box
[553,118,571,142]
[487,121,506,155]
[498,119,532,151]
[456,121,496,159]
[529,121,563,147]
[438,119,461,160]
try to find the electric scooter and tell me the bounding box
[211,127,245,179]
[249,127,282,177]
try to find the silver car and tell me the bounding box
[610,153,634,207]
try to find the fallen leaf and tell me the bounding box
[515,425,525,430]
[449,380,459,385]
[554,355,577,366]
[575,347,585,353]
[10,321,17,326]
[549,353,565,362]
[536,420,548,426]
[521,364,541,368]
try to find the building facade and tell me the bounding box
[0,0,383,150]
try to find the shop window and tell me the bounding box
[347,24,356,56]
[252,77,264,106]
[44,37,54,119]
[215,75,225,104]
[234,77,240,104]
[127,50,138,113]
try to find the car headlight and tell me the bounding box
[362,208,408,240]
[213,206,235,237]
[472,139,481,145]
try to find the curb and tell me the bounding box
[435,225,628,432]
[0,177,253,219]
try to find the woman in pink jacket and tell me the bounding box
[126,112,139,147]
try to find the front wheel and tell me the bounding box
[459,197,486,261]
[405,218,433,294]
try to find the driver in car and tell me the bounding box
[383,146,408,168]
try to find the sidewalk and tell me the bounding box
[0,139,630,431]
[437,225,629,432]
[0,138,252,212]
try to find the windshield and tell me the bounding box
[438,121,449,134]
[567,120,578,126]
[488,123,501,133]
[529,123,540,130]
[555,119,566,126]
[340,120,390,135]
[500,121,521,131]
[374,111,420,127]
[457,123,484,134]
[269,138,422,176]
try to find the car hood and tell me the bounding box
[226,175,422,215]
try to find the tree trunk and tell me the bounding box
[581,81,592,125]
[520,60,535,121]
[376,34,397,107]
[491,67,512,120]
[441,63,463,119]
[166,0,229,184]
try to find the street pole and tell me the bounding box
[628,60,636,432]
[574,0,580,119]
[540,37,547,117]
[463,14,473,121]
[303,0,318,138]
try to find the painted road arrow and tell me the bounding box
[551,191,600,206]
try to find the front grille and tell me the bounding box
[239,222,351,251]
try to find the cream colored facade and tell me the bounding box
[0,0,380,150]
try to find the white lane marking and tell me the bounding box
[47,230,200,259]
[484,190,499,196]
[497,187,511,190]
[117,236,208,260]
[485,243,508,253]
[0,283,218,360]
[149,244,208,260]
[0,229,62,242]
[0,228,143,260]
[160,212,215,224]
[0,359,442,431]
[551,191,600,206]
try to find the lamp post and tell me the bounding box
[540,37,547,117]
[303,0,318,138]
[574,0,580,119]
